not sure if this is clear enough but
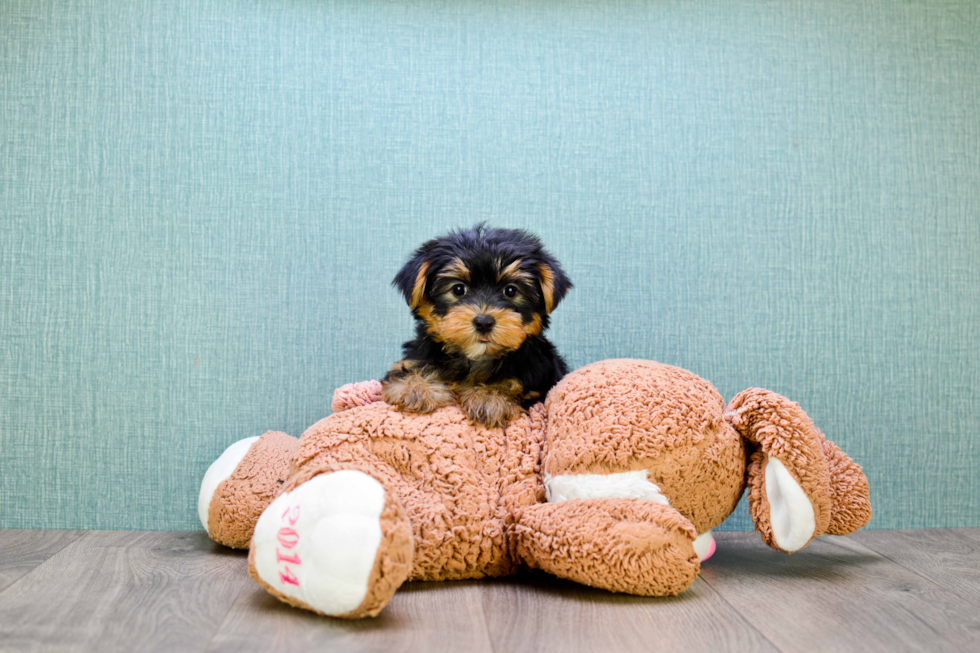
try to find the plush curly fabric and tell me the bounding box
[821,438,873,535]
[725,388,834,552]
[544,359,747,535]
[514,498,700,596]
[200,359,873,618]
[208,431,297,549]
[285,400,546,582]
[331,380,383,413]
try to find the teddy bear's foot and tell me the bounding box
[692,530,716,562]
[514,498,700,596]
[248,468,413,618]
[198,431,297,549]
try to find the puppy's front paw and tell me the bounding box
[381,372,453,414]
[458,386,524,428]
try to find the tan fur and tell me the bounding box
[424,303,528,360]
[455,379,525,428]
[409,261,429,309]
[538,263,556,313]
[523,313,543,337]
[388,359,417,374]
[416,299,438,329]
[438,257,471,283]
[381,369,453,413]
[496,258,534,285]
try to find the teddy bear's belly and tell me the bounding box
[404,485,515,582]
[356,407,545,582]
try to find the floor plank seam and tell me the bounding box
[476,581,501,653]
[693,573,786,653]
[822,534,980,610]
[0,531,88,599]
[199,563,257,653]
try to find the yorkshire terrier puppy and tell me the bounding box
[382,224,572,428]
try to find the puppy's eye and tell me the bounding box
[451,283,467,297]
[504,285,518,298]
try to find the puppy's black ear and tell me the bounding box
[537,254,572,314]
[393,242,432,310]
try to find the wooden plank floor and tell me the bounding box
[0,529,978,652]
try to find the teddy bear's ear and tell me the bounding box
[820,438,872,535]
[725,388,833,553]
[536,253,572,314]
[392,241,435,310]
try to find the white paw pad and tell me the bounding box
[764,457,816,552]
[693,530,716,561]
[252,470,386,615]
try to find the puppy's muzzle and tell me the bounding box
[472,314,496,335]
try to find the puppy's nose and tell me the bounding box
[473,314,496,334]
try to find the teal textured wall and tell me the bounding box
[2,0,978,531]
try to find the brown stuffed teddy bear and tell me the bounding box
[199,359,871,618]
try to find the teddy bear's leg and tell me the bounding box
[724,388,835,553]
[248,464,413,619]
[513,498,701,596]
[199,431,298,549]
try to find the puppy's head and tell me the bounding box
[393,224,571,360]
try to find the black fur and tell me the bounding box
[387,224,571,408]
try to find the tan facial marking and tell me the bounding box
[497,259,534,285]
[438,257,471,283]
[417,300,445,341]
[523,313,543,337]
[482,306,527,352]
[422,303,529,360]
[538,263,556,313]
[409,261,429,309]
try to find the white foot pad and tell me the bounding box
[198,436,260,533]
[252,471,386,615]
[765,457,816,552]
[693,530,716,561]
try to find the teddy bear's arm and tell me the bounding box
[331,380,384,413]
[512,498,700,596]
